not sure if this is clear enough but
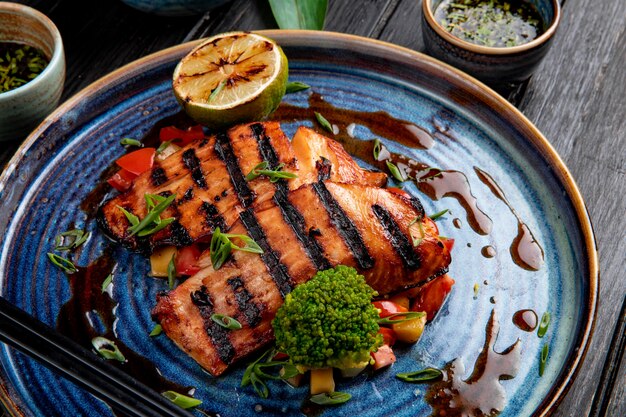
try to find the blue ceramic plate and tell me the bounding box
[0,31,597,417]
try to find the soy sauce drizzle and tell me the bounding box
[56,248,190,395]
[474,167,544,271]
[426,310,521,416]
[273,94,493,235]
[512,309,538,332]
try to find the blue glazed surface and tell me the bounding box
[0,32,595,417]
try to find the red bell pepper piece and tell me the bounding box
[372,300,408,318]
[411,274,455,321]
[159,125,204,146]
[175,244,202,276]
[115,147,155,176]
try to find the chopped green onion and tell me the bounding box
[117,206,139,227]
[167,254,176,289]
[208,79,227,103]
[539,343,549,376]
[386,160,407,182]
[161,391,202,409]
[286,81,310,93]
[241,349,300,398]
[54,229,90,251]
[101,274,113,293]
[409,216,426,247]
[210,227,263,270]
[377,311,425,325]
[149,324,163,337]
[241,349,273,387]
[373,138,381,160]
[310,391,352,405]
[211,313,243,330]
[537,312,550,338]
[127,194,176,237]
[47,253,77,274]
[250,373,269,398]
[120,138,142,147]
[429,209,449,221]
[315,111,334,133]
[396,367,443,383]
[156,140,173,154]
[245,161,297,183]
[91,336,125,362]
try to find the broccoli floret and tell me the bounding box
[272,265,382,369]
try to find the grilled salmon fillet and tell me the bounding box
[98,122,386,253]
[152,182,451,376]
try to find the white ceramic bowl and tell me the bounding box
[0,2,65,141]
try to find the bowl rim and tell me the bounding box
[0,1,64,100]
[422,0,561,55]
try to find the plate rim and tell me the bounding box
[0,29,598,417]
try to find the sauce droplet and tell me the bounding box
[453,218,462,228]
[512,309,538,332]
[426,310,521,416]
[475,167,544,271]
[481,245,496,258]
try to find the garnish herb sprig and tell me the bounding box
[161,391,202,409]
[539,343,549,376]
[315,111,334,133]
[409,216,426,247]
[396,367,443,383]
[92,336,125,362]
[101,274,113,293]
[167,254,176,289]
[537,311,550,338]
[210,227,263,270]
[54,229,90,251]
[245,161,297,183]
[241,349,299,398]
[118,193,176,237]
[429,209,449,221]
[120,138,142,147]
[386,160,407,182]
[47,253,77,274]
[211,313,243,330]
[377,311,425,325]
[310,392,352,405]
[150,324,163,337]
[373,139,382,160]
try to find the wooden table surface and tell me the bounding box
[1,0,624,416]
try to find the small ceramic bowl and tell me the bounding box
[120,0,232,16]
[0,2,65,142]
[421,0,560,87]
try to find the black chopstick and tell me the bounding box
[0,297,196,417]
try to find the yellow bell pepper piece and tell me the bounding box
[392,313,427,344]
[310,368,335,395]
[150,246,177,277]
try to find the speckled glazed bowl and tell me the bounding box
[0,2,65,142]
[119,0,231,16]
[421,0,560,87]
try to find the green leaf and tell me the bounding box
[117,205,139,227]
[268,0,328,30]
[161,391,202,409]
[210,227,263,270]
[428,209,449,221]
[245,161,297,183]
[127,194,176,237]
[91,336,125,362]
[286,81,310,93]
[250,373,269,398]
[315,111,334,133]
[310,391,351,405]
[47,253,78,274]
[396,367,443,383]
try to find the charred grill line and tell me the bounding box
[316,157,332,181]
[150,166,168,187]
[167,221,193,247]
[182,149,207,189]
[250,123,280,168]
[312,181,375,269]
[239,209,293,297]
[408,196,425,218]
[372,204,421,270]
[227,277,262,328]
[189,286,236,364]
[180,187,194,204]
[200,201,227,232]
[214,132,256,207]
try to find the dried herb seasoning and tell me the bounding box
[0,42,49,93]
[434,0,545,47]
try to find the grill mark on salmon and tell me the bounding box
[316,157,332,181]
[372,204,421,270]
[151,166,168,187]
[250,122,279,168]
[312,181,375,269]
[214,132,255,207]
[199,201,227,232]
[182,149,207,189]
[227,277,262,328]
[190,286,236,364]
[166,221,193,247]
[239,209,293,297]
